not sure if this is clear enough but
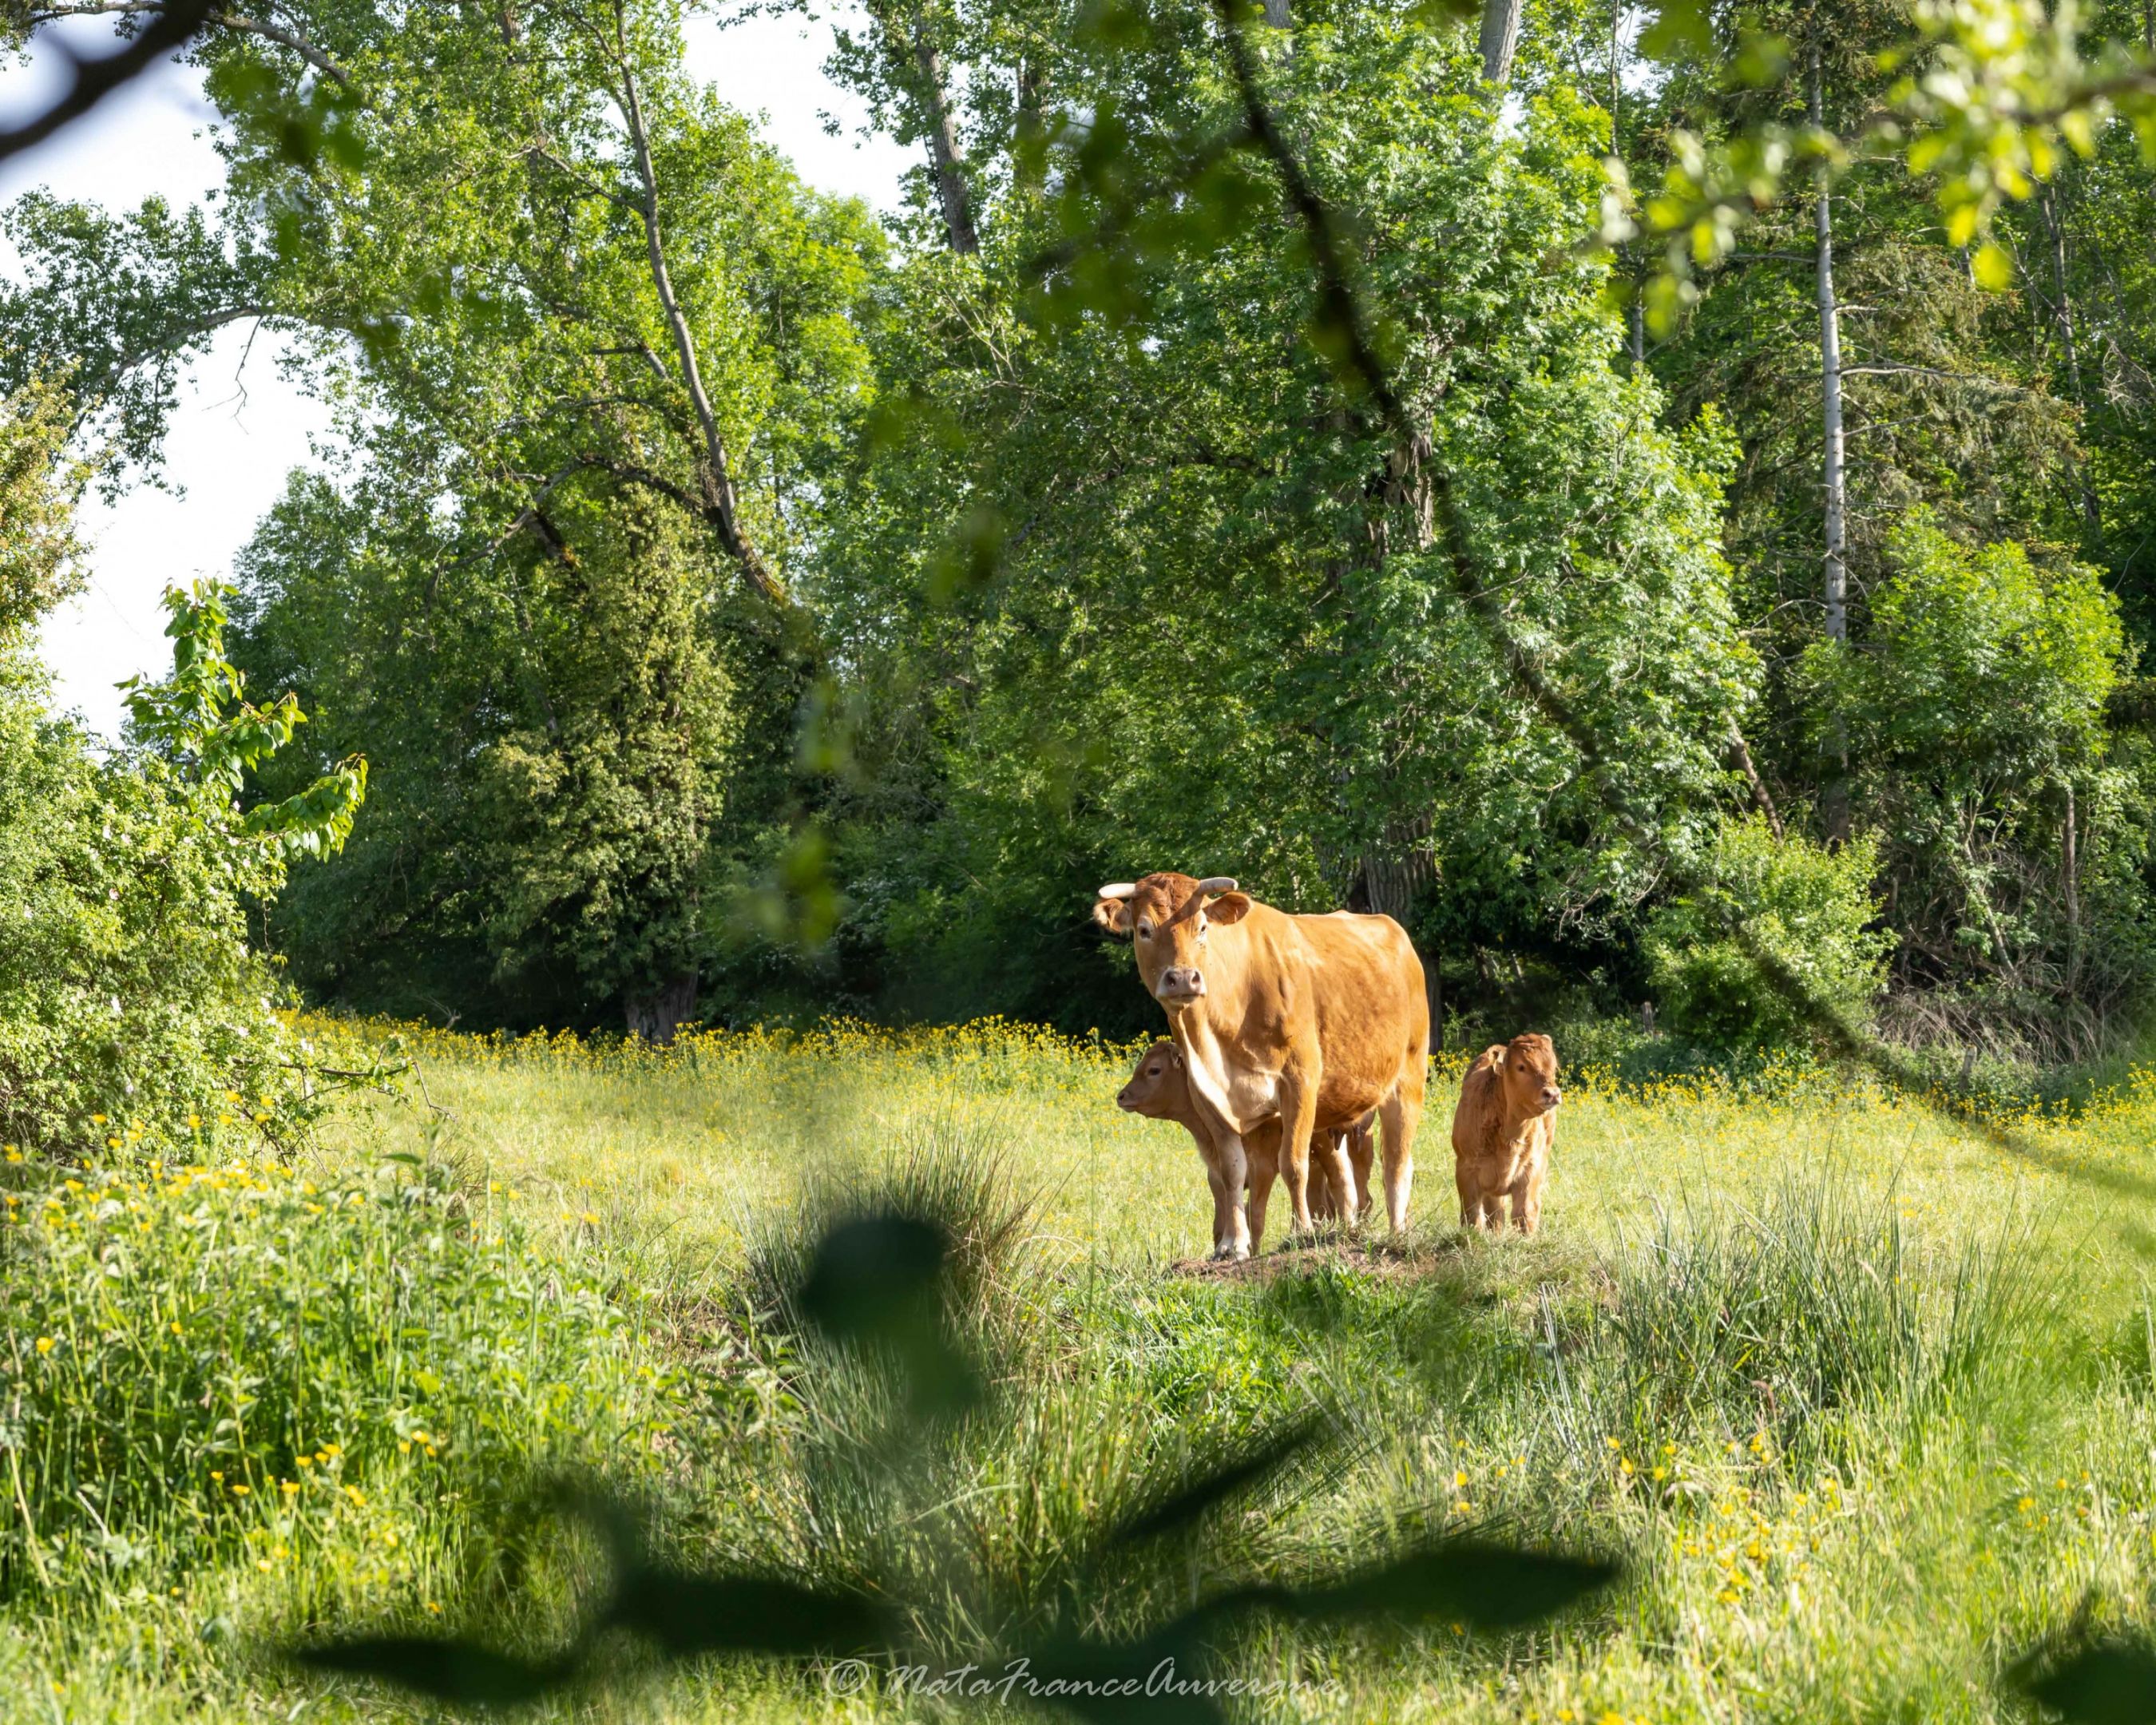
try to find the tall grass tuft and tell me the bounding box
[0,1153,679,1608]
[1585,1178,2051,1467]
[715,1125,1344,1664]
[741,1111,1032,1336]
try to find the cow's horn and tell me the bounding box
[1096,882,1138,900]
[1194,876,1239,894]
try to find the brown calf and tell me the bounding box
[1117,1041,1373,1252]
[1449,1033,1562,1235]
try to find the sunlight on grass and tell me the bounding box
[6,1014,2155,1722]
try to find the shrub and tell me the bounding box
[0,468,365,1159]
[1794,513,2148,1052]
[1643,815,1895,1049]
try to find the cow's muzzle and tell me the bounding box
[1116,1087,1141,1111]
[1541,1087,1562,1110]
[1156,967,1206,1003]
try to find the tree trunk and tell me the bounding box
[1810,49,1846,648]
[1810,44,1851,844]
[2063,776,2082,989]
[1262,0,1290,24]
[617,54,785,605]
[1728,720,1785,840]
[1013,54,1045,193]
[625,972,698,1045]
[1479,0,1523,85]
[910,26,978,253]
[2039,181,2102,537]
[1357,827,1433,923]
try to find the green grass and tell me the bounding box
[6,1013,2156,1721]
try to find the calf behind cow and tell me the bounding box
[1117,1041,1373,1251]
[1449,1033,1562,1235]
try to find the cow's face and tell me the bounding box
[1116,1041,1187,1117]
[1092,873,1251,1010]
[1496,1033,1562,1116]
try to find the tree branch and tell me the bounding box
[1838,361,2046,397]
[610,18,786,608]
[30,0,353,89]
[1727,721,1785,841]
[104,302,279,392]
[521,142,640,210]
[1,0,215,164]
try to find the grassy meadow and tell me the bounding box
[8,1016,2156,1721]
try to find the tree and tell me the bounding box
[810,10,1762,1028]
[4,0,882,1036]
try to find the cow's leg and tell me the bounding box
[1306,1150,1335,1222]
[1204,1156,1235,1259]
[1246,1153,1278,1252]
[1211,1132,1252,1260]
[1319,1129,1358,1228]
[1456,1160,1482,1230]
[1379,1085,1423,1235]
[1275,1070,1322,1239]
[1346,1120,1375,1229]
[1514,1144,1548,1235]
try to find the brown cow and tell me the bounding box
[1117,1041,1374,1251]
[1449,1033,1562,1235]
[1093,872,1428,1259]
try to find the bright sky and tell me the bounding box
[0,10,911,737]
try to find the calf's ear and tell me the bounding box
[1092,897,1133,937]
[1207,890,1253,924]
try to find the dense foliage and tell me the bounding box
[0,389,363,1160]
[6,0,2156,1062]
[1644,818,1895,1048]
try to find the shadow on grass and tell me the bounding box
[289,1163,1619,1719]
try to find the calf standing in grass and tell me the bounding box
[1118,1041,1372,1252]
[1450,1034,1562,1235]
